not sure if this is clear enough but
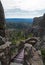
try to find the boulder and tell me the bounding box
[24,43,43,65]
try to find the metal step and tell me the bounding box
[12,49,24,64]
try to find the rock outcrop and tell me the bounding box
[0,41,11,65]
[24,43,43,65]
[32,14,45,49]
[32,16,42,37]
[0,1,5,37]
[0,1,11,65]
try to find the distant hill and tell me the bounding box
[6,18,33,23]
[5,18,33,29]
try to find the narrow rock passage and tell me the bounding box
[11,49,24,65]
[14,49,24,63]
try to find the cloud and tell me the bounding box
[1,0,45,18]
[5,8,45,18]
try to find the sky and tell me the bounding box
[1,0,45,18]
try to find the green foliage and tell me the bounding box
[29,33,33,37]
[5,22,33,56]
[41,49,45,65]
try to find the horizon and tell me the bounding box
[6,18,33,22]
[5,18,33,19]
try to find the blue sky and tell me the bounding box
[1,0,45,18]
